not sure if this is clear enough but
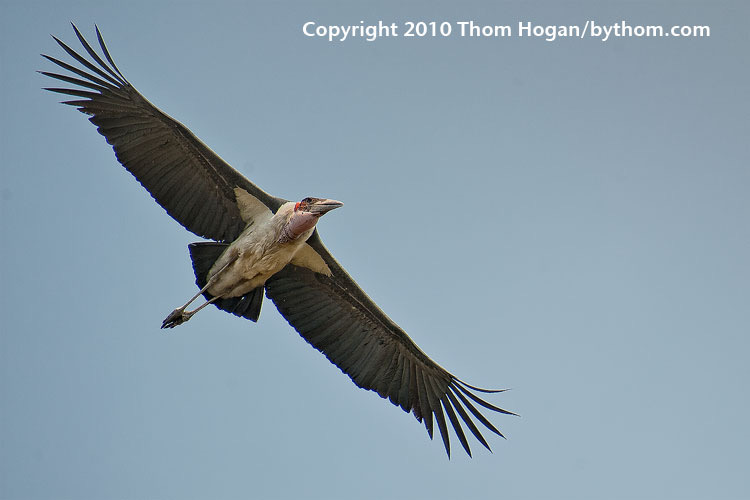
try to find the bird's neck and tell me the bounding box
[278,211,319,244]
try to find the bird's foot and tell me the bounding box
[161,307,194,329]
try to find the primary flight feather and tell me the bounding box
[42,24,515,457]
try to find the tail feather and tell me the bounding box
[188,242,264,322]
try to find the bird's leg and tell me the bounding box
[184,295,221,318]
[161,255,236,329]
[162,295,221,329]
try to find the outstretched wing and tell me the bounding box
[265,232,515,458]
[41,24,284,242]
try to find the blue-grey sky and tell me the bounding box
[2,1,748,499]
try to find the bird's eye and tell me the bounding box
[296,197,313,212]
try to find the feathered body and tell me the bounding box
[208,202,321,297]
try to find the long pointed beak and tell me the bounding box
[309,199,344,215]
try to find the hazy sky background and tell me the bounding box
[2,1,748,499]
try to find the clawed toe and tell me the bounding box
[161,308,191,329]
[160,294,218,329]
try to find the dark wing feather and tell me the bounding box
[42,24,283,242]
[265,232,515,458]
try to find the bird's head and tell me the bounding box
[294,197,344,216]
[278,197,343,243]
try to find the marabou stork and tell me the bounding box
[41,24,515,458]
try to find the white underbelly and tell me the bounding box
[207,241,300,298]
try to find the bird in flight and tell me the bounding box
[41,24,515,458]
